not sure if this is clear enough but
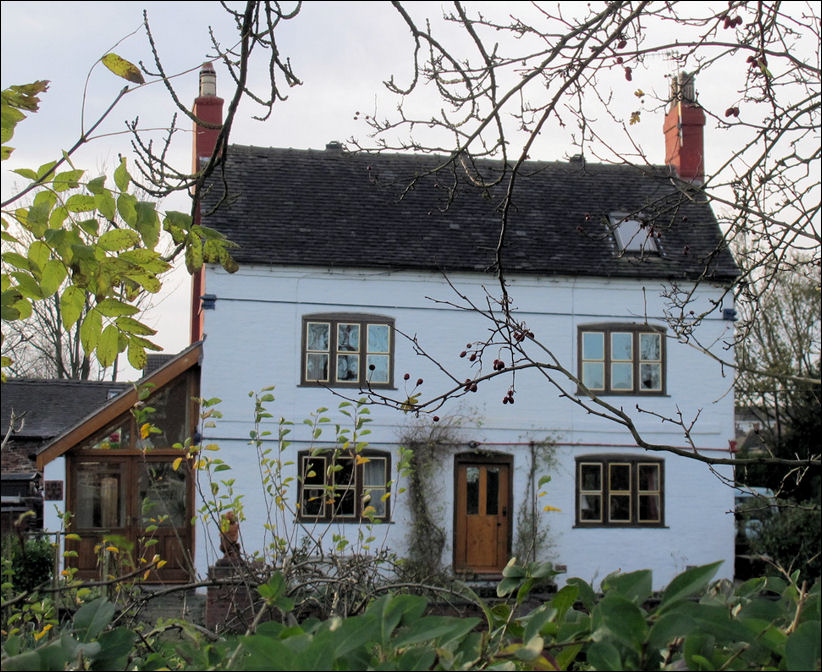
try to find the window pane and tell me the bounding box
[582,362,604,390]
[611,332,632,360]
[580,494,601,521]
[466,467,479,515]
[640,363,661,391]
[582,332,604,360]
[366,355,389,383]
[302,488,324,516]
[640,333,660,361]
[609,494,631,522]
[138,377,189,450]
[337,324,360,352]
[75,463,125,529]
[334,488,356,517]
[639,494,660,522]
[486,467,499,515]
[303,457,325,485]
[87,422,130,450]
[580,464,601,491]
[139,462,187,528]
[334,457,355,486]
[363,458,387,486]
[611,362,633,390]
[610,464,631,491]
[336,354,359,382]
[364,489,386,517]
[307,322,329,351]
[639,464,659,491]
[367,324,390,353]
[306,353,329,381]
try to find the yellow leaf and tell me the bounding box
[105,545,119,553]
[629,111,641,125]
[363,506,376,516]
[538,492,547,497]
[634,89,645,97]
[33,624,53,641]
[355,455,370,465]
[543,505,562,512]
[172,457,183,471]
[65,533,81,541]
[61,569,71,576]
[140,423,151,439]
[381,492,391,502]
[143,570,151,581]
[101,53,145,85]
[157,560,167,569]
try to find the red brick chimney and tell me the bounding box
[190,62,224,344]
[663,72,705,184]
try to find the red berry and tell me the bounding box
[469,353,477,362]
[470,384,478,392]
[617,39,627,49]
[502,397,509,404]
[433,416,440,422]
[416,378,423,386]
[404,373,410,380]
[625,67,632,81]
[616,56,623,64]
[460,351,467,358]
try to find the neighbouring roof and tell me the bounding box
[1,379,130,442]
[35,342,202,470]
[202,146,738,281]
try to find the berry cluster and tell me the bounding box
[492,359,506,371]
[723,15,743,29]
[502,389,515,405]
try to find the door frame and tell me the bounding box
[452,451,513,575]
[66,451,195,583]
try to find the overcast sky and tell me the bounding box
[3,1,814,379]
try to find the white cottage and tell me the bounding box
[189,68,739,590]
[40,68,739,591]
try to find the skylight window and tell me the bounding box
[611,215,659,254]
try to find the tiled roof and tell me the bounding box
[202,146,738,281]
[1,380,130,440]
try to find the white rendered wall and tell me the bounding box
[197,265,736,589]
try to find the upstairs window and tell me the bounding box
[576,455,664,527]
[579,324,665,395]
[301,314,395,387]
[611,215,658,254]
[297,450,391,522]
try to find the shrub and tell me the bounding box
[2,535,54,594]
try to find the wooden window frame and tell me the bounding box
[300,313,395,388]
[575,455,664,527]
[578,324,666,395]
[296,449,391,522]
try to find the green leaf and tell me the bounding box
[566,577,596,611]
[115,315,156,335]
[659,561,722,612]
[594,593,648,649]
[65,194,96,213]
[3,251,30,271]
[135,201,160,248]
[48,205,69,230]
[601,569,652,605]
[90,627,135,671]
[587,640,622,670]
[12,167,37,180]
[60,285,85,329]
[101,53,145,85]
[94,191,116,221]
[11,271,44,299]
[113,157,130,193]
[40,259,67,296]
[786,620,820,670]
[36,160,57,181]
[80,308,102,354]
[97,324,119,367]
[647,611,695,651]
[98,229,140,252]
[73,597,115,642]
[86,176,107,195]
[95,298,139,317]
[185,231,203,273]
[53,169,84,192]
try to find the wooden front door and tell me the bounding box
[67,455,193,583]
[454,459,511,573]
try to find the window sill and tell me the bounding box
[298,382,397,391]
[573,524,668,529]
[296,519,394,525]
[575,390,669,397]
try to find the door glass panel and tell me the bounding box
[75,462,126,529]
[486,467,499,515]
[138,462,187,528]
[466,467,479,515]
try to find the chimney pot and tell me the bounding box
[199,62,217,97]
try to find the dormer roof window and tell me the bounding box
[611,215,659,255]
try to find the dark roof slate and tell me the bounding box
[1,380,130,440]
[202,146,738,281]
